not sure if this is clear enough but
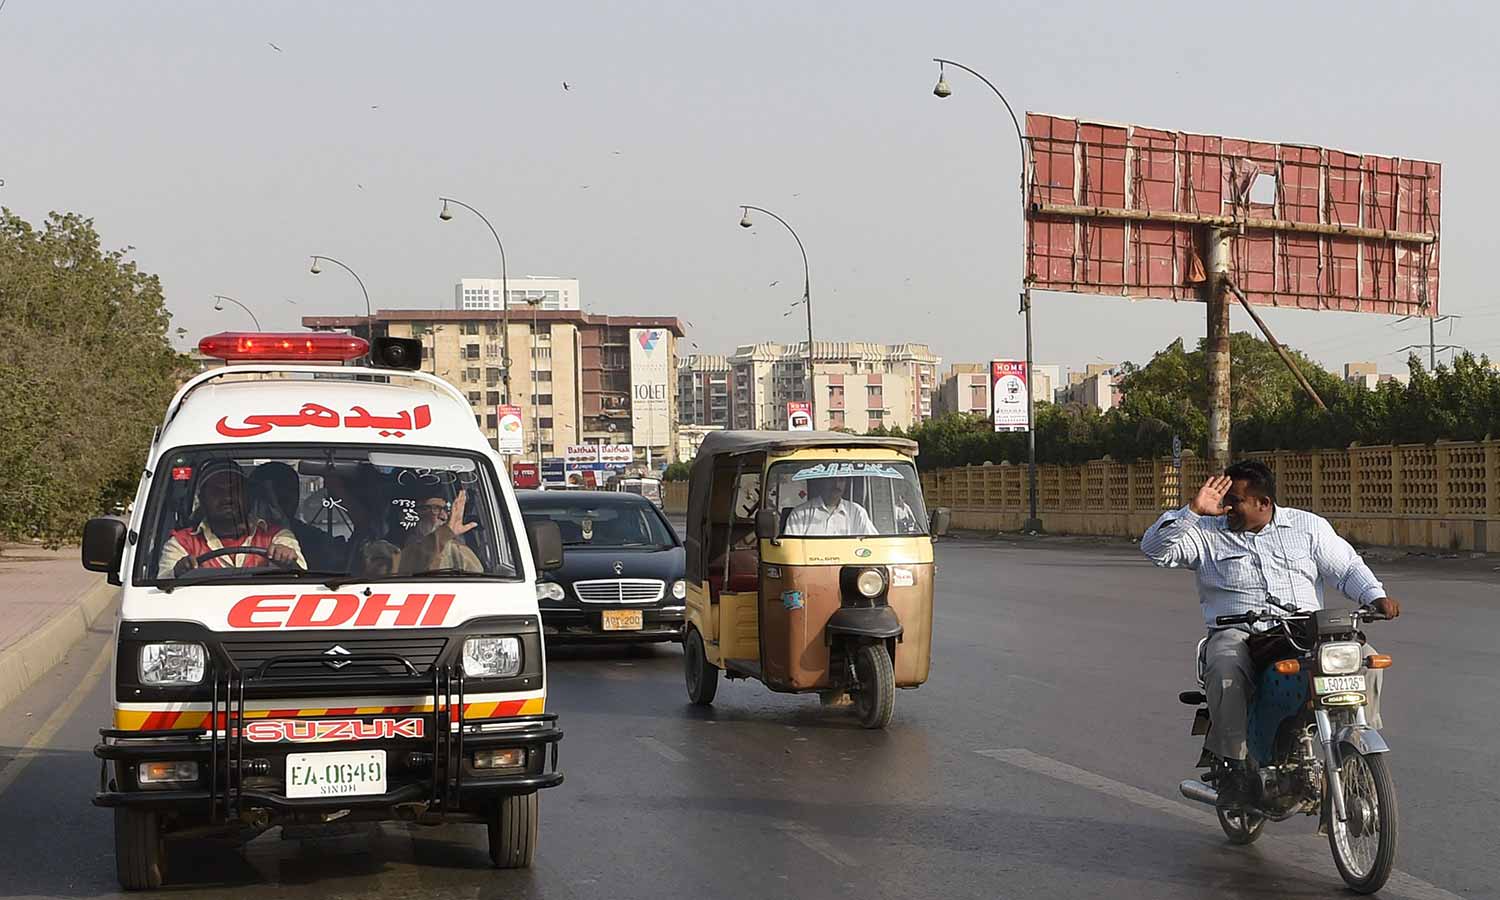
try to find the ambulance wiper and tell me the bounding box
[159,568,346,594]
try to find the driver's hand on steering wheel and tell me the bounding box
[172,556,198,577]
[269,544,300,566]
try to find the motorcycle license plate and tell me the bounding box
[286,750,386,799]
[1314,675,1366,694]
[602,609,643,631]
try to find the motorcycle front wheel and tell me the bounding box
[1328,749,1398,894]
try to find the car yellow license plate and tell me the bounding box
[286,749,386,799]
[602,609,643,631]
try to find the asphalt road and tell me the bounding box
[0,534,1494,899]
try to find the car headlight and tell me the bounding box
[463,636,522,678]
[139,642,206,685]
[1319,641,1362,675]
[672,579,686,600]
[536,581,566,603]
[855,568,886,598]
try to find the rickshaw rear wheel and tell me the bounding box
[684,627,719,706]
[852,643,895,729]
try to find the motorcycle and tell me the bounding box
[1177,599,1398,894]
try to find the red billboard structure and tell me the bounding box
[1023,114,1441,317]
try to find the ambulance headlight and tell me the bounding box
[463,636,522,678]
[139,642,207,685]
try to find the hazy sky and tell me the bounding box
[3,1,1495,376]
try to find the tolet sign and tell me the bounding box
[216,403,432,439]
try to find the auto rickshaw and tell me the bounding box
[681,431,934,728]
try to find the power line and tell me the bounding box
[1393,314,1463,369]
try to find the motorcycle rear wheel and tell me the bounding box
[1328,749,1398,894]
[1217,807,1266,845]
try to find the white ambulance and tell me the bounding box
[81,332,565,890]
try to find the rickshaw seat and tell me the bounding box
[707,545,759,599]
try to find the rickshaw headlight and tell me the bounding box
[463,636,522,678]
[139,642,206,685]
[1319,642,1362,675]
[855,568,886,598]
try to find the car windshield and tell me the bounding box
[136,447,519,586]
[521,498,676,549]
[765,459,928,538]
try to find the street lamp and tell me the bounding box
[212,295,262,331]
[437,197,511,404]
[308,255,373,336]
[737,205,815,427]
[930,56,1042,533]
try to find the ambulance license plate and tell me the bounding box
[1314,675,1366,694]
[286,750,387,799]
[602,609,643,631]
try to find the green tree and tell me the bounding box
[662,461,692,481]
[0,210,187,545]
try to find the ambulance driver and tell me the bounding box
[158,460,306,577]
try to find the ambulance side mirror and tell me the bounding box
[526,520,564,572]
[82,517,127,585]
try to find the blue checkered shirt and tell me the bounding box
[1141,505,1386,629]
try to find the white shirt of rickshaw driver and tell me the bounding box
[784,496,877,536]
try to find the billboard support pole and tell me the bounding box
[1206,228,1233,467]
[1022,289,1041,532]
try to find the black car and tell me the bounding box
[518,490,686,642]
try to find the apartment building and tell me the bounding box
[726,341,940,432]
[454,276,581,311]
[676,354,732,427]
[1058,363,1123,412]
[301,310,682,464]
[935,364,990,416]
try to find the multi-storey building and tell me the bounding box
[454,276,580,311]
[935,363,990,417]
[725,341,940,432]
[1058,363,1123,412]
[301,310,681,464]
[676,354,731,427]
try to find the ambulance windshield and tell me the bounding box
[137,447,520,586]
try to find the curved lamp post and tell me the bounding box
[931,57,1041,532]
[738,205,815,425]
[212,294,262,331]
[309,255,373,335]
[438,197,511,403]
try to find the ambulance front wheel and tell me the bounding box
[114,807,167,890]
[488,792,539,868]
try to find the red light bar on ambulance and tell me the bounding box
[198,332,369,362]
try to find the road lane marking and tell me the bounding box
[0,638,111,798]
[773,820,856,867]
[1006,673,1056,689]
[636,736,686,762]
[976,748,1465,900]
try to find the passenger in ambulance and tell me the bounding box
[397,487,483,575]
[159,461,306,577]
[249,462,341,569]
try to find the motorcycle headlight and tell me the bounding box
[463,636,522,678]
[672,579,686,600]
[855,568,886,598]
[1319,641,1362,675]
[535,581,566,603]
[139,642,206,685]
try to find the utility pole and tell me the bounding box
[1205,228,1233,467]
[1395,313,1462,369]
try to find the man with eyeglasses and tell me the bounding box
[397,487,483,575]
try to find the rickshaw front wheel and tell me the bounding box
[684,627,719,706]
[852,643,895,729]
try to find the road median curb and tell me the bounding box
[0,579,117,712]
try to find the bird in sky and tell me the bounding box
[562,81,571,91]
[267,41,282,52]
[285,298,299,305]
[769,280,779,286]
[370,105,379,110]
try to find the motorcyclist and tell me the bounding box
[1141,460,1400,809]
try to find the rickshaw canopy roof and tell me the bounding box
[690,430,918,464]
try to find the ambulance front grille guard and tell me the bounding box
[100,655,559,823]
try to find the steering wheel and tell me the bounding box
[190,546,300,570]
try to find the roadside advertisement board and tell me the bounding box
[496,405,524,455]
[991,360,1030,433]
[786,400,812,431]
[629,328,672,448]
[564,445,598,465]
[510,461,540,488]
[599,444,635,465]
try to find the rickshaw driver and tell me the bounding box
[783,476,877,536]
[158,461,306,577]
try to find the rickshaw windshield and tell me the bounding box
[764,460,928,538]
[135,446,520,586]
